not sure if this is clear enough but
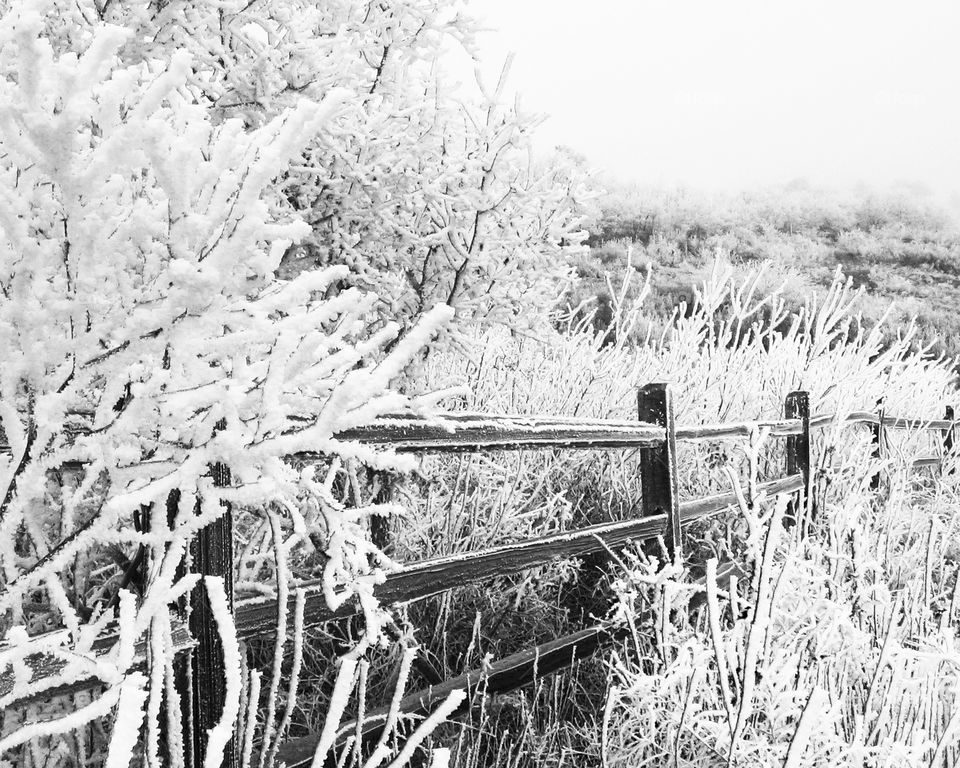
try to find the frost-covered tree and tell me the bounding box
[0,2,458,764]
[285,60,595,332]
[18,0,596,333]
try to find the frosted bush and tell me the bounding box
[19,0,596,334]
[0,4,455,764]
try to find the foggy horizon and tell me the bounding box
[464,0,960,202]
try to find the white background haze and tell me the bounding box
[462,0,960,199]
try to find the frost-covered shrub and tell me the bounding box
[18,0,597,335]
[597,445,960,767]
[0,4,457,764]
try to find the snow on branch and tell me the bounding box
[0,1,455,761]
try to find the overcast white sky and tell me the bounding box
[462,0,960,196]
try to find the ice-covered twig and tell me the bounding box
[201,576,243,768]
[309,658,359,768]
[706,558,735,739]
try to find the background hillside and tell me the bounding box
[570,184,960,364]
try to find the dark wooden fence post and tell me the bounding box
[784,391,812,532]
[870,400,885,491]
[174,437,236,768]
[637,383,681,565]
[370,471,393,555]
[943,405,955,475]
[190,459,235,768]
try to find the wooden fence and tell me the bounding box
[1,386,956,768]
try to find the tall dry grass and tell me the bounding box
[371,257,960,766]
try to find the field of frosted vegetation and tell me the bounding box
[5,185,960,766]
[571,185,960,365]
[257,260,960,767]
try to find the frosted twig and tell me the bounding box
[240,670,263,768]
[863,594,902,742]
[202,576,243,768]
[352,659,370,768]
[309,658,359,768]
[363,647,415,768]
[266,589,307,768]
[930,689,960,767]
[600,684,619,768]
[783,687,826,768]
[258,506,290,768]
[729,496,787,765]
[706,559,735,739]
[162,609,186,768]
[104,673,150,768]
[674,667,702,768]
[145,615,167,768]
[383,689,467,768]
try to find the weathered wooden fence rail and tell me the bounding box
[1,389,956,768]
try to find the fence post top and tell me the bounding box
[637,383,674,428]
[638,382,671,395]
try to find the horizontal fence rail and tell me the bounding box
[333,412,807,450]
[0,410,952,461]
[912,455,942,470]
[321,414,666,452]
[236,474,804,639]
[0,622,195,708]
[808,412,957,431]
